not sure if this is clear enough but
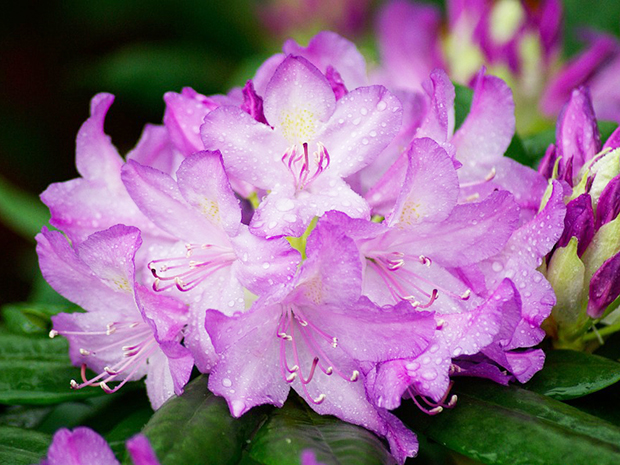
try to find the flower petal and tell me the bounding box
[122,160,228,245]
[45,428,119,465]
[263,55,336,144]
[283,31,368,89]
[201,105,287,188]
[176,151,241,237]
[388,137,459,227]
[318,85,402,178]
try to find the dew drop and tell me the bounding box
[222,378,232,387]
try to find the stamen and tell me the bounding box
[350,370,359,382]
[459,166,496,188]
[49,329,58,338]
[281,142,330,190]
[419,255,432,266]
[79,348,90,356]
[149,245,236,293]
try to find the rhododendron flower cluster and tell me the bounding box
[36,31,566,463]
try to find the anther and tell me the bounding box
[331,337,338,348]
[419,255,432,267]
[312,393,326,404]
[460,290,471,300]
[429,406,443,415]
[100,381,113,393]
[49,329,58,338]
[447,395,458,408]
[106,324,116,335]
[70,379,79,389]
[485,167,497,182]
[436,319,446,330]
[104,366,116,375]
[79,348,90,356]
[286,373,297,383]
[350,370,360,382]
[325,366,333,375]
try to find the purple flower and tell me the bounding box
[204,218,437,463]
[121,150,300,372]
[374,0,563,132]
[201,55,402,237]
[542,33,620,123]
[39,428,160,465]
[39,427,120,465]
[367,69,547,221]
[36,225,193,409]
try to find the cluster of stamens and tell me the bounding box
[50,321,156,394]
[277,305,359,404]
[281,142,331,191]
[149,243,236,292]
[366,251,471,308]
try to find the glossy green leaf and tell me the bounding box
[1,302,77,336]
[128,375,268,465]
[0,426,50,465]
[402,379,620,465]
[525,350,620,400]
[248,395,395,465]
[0,333,101,404]
[130,375,395,465]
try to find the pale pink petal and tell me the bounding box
[201,105,288,188]
[263,56,336,143]
[176,151,241,237]
[283,31,368,89]
[452,70,515,168]
[163,87,218,155]
[388,137,459,227]
[126,124,183,176]
[121,160,228,245]
[318,85,402,178]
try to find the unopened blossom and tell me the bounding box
[36,225,193,409]
[121,150,300,371]
[201,54,402,237]
[374,0,562,133]
[540,89,620,348]
[204,218,437,463]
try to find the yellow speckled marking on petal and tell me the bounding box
[398,200,422,226]
[200,198,221,224]
[280,107,317,144]
[304,276,323,304]
[111,277,131,293]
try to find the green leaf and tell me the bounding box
[522,128,555,164]
[248,395,395,465]
[402,379,620,465]
[106,405,153,458]
[1,302,77,336]
[524,350,620,400]
[0,426,50,465]
[0,333,102,404]
[454,84,474,131]
[0,175,50,241]
[129,374,268,465]
[504,133,535,167]
[131,375,394,465]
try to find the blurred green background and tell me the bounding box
[0,0,619,306]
